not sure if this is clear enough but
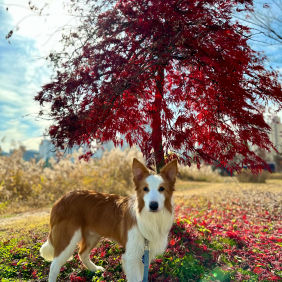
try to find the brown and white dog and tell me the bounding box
[40,158,177,282]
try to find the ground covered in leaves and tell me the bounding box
[1,187,282,281]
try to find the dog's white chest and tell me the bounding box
[134,207,174,256]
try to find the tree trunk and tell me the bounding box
[152,66,165,173]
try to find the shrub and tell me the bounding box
[178,164,222,182]
[0,146,144,214]
[268,173,282,180]
[237,169,268,183]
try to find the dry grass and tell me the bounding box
[267,172,282,180]
[174,178,282,208]
[178,163,223,182]
[0,146,144,215]
[236,169,269,183]
[1,146,279,216]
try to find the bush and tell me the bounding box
[0,146,144,214]
[237,169,268,183]
[178,164,222,182]
[268,173,282,180]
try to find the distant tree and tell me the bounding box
[34,0,282,173]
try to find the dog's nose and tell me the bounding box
[149,201,159,211]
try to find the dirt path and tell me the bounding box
[0,209,51,230]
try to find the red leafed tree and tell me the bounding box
[35,0,282,173]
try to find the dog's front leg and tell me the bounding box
[122,252,144,282]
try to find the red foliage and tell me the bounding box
[70,273,87,282]
[172,200,282,281]
[35,0,282,172]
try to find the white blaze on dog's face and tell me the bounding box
[143,174,165,212]
[132,158,178,213]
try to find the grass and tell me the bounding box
[1,180,282,281]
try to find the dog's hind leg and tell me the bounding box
[49,227,82,282]
[79,232,104,272]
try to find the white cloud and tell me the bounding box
[2,0,77,55]
[0,119,38,151]
[0,0,77,152]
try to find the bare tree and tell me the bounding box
[234,0,282,45]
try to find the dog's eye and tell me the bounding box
[159,187,165,192]
[143,187,149,192]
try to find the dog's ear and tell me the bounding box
[160,159,178,182]
[132,158,149,182]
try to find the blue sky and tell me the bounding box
[0,0,282,153]
[0,7,48,151]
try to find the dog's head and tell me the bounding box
[132,158,178,213]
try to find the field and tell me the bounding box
[1,179,282,282]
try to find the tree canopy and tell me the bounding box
[35,0,282,173]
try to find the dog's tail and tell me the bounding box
[40,237,54,261]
